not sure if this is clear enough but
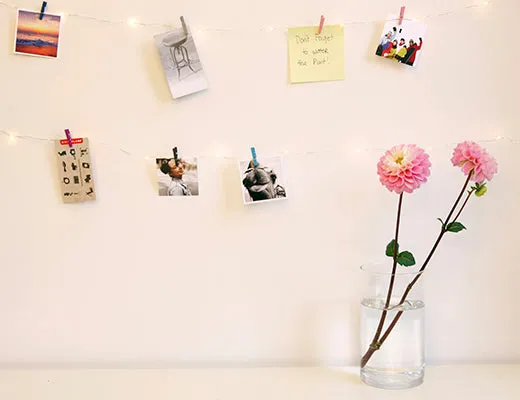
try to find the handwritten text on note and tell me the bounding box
[288,25,345,83]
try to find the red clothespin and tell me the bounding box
[39,2,48,20]
[317,15,325,34]
[398,6,406,25]
[64,129,73,148]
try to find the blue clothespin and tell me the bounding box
[172,147,178,166]
[250,147,258,167]
[39,2,48,20]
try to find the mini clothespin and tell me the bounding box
[398,6,406,25]
[172,147,179,166]
[39,1,48,20]
[317,15,325,34]
[64,129,73,148]
[180,16,187,35]
[251,147,258,167]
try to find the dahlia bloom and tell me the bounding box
[451,141,498,183]
[377,144,431,194]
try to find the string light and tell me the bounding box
[0,129,516,160]
[0,1,494,31]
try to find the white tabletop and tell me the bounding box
[0,365,519,399]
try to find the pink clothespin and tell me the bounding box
[64,129,73,148]
[317,15,325,34]
[398,6,406,25]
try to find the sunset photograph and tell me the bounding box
[14,9,61,58]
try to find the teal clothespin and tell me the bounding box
[250,147,258,167]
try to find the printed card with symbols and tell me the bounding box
[55,137,96,203]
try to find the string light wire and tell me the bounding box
[1,129,516,161]
[0,1,493,31]
[0,1,506,158]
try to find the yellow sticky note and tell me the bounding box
[288,25,345,83]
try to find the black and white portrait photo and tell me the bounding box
[156,157,199,196]
[239,156,287,205]
[154,18,208,99]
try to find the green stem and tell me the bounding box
[361,193,403,367]
[376,175,475,350]
[360,172,474,369]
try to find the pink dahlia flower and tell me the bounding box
[451,141,498,183]
[377,144,431,194]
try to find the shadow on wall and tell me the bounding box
[220,159,247,212]
[141,42,172,103]
[302,301,362,366]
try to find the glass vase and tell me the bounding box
[359,261,425,390]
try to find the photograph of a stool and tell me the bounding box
[161,16,195,80]
[154,16,209,99]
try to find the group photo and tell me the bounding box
[375,16,427,67]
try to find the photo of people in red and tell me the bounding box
[375,16,426,67]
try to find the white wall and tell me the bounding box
[0,0,519,366]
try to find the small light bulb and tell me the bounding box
[144,156,150,160]
[355,148,362,153]
[265,26,274,32]
[127,18,138,27]
[483,1,490,5]
[283,149,289,154]
[8,133,15,143]
[496,135,503,140]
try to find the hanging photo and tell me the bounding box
[154,18,208,99]
[156,157,199,196]
[239,156,287,205]
[375,15,426,67]
[55,138,96,203]
[14,9,62,58]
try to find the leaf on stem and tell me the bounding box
[446,222,466,233]
[397,251,416,267]
[386,240,399,257]
[475,184,487,197]
[437,218,445,228]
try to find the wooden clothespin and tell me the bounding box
[64,129,73,148]
[172,147,179,166]
[317,15,325,34]
[180,16,187,35]
[250,147,258,167]
[39,1,48,20]
[398,6,406,25]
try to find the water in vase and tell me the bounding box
[360,297,425,389]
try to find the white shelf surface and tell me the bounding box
[0,365,519,399]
